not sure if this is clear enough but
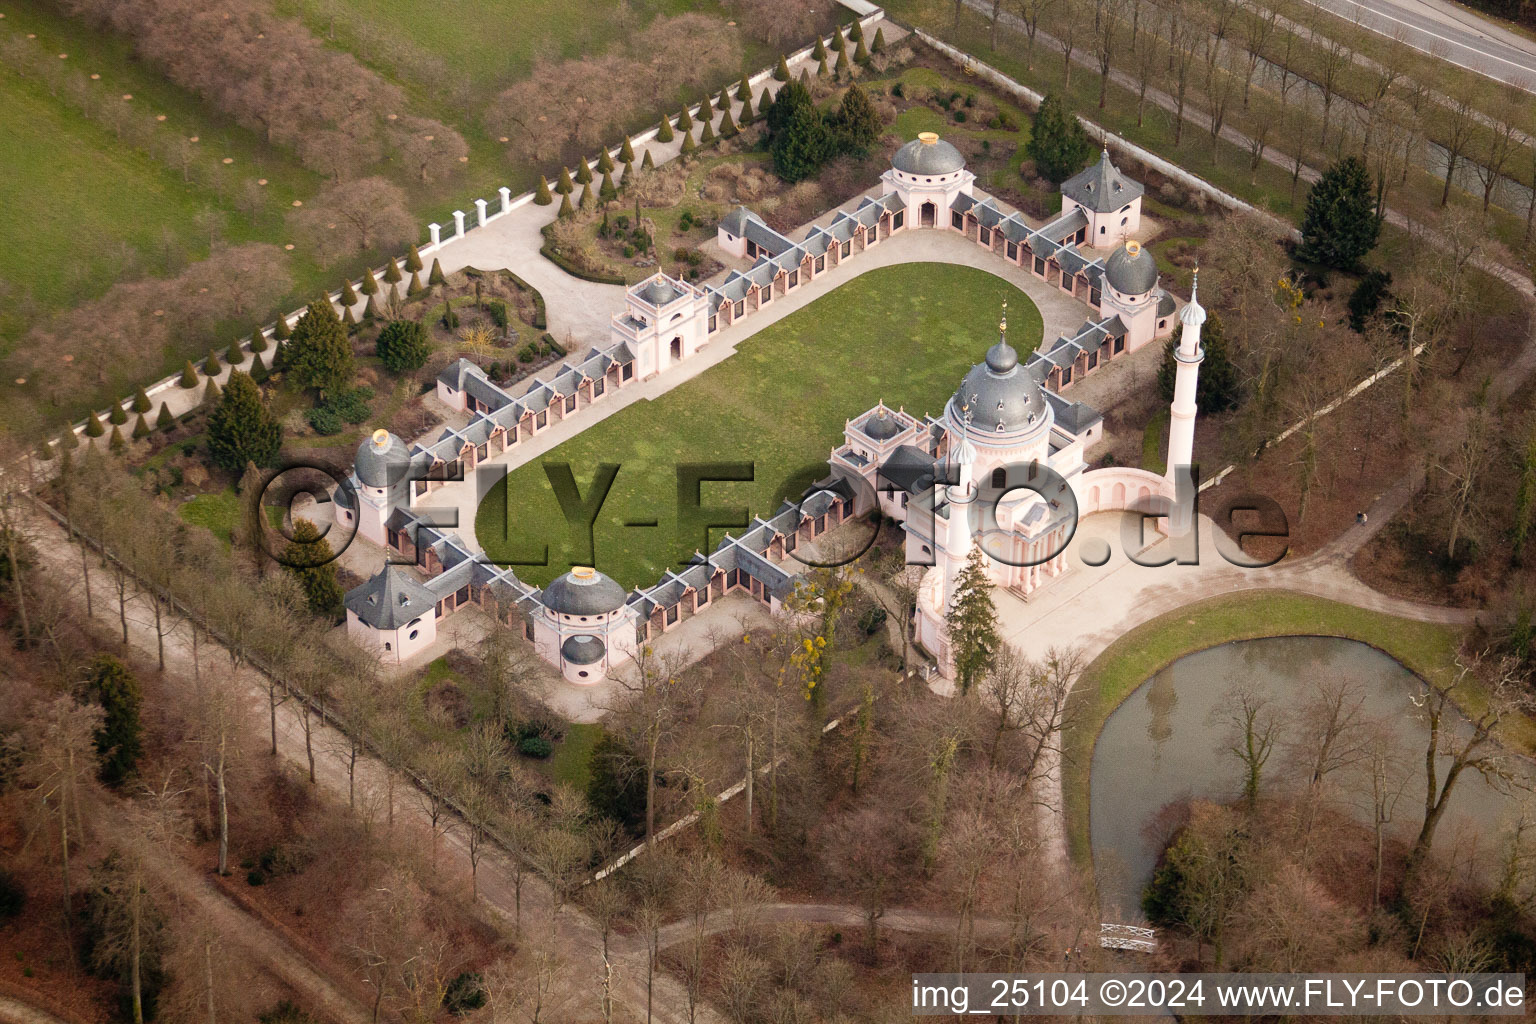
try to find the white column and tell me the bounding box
[452,210,465,236]
[942,435,977,614]
[474,198,488,226]
[428,223,441,247]
[1166,271,1205,480]
[499,186,512,212]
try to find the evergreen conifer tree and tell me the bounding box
[620,137,635,163]
[180,360,199,388]
[85,412,104,438]
[737,73,752,102]
[850,19,864,42]
[1026,92,1094,184]
[203,378,221,406]
[108,401,127,426]
[775,55,791,81]
[558,193,575,218]
[383,259,402,285]
[831,82,882,155]
[534,175,554,205]
[642,149,655,170]
[556,166,574,194]
[341,279,359,305]
[376,319,431,374]
[700,118,716,144]
[740,94,755,124]
[1297,156,1382,271]
[596,149,615,174]
[719,108,738,138]
[207,370,281,471]
[283,518,345,619]
[429,258,447,287]
[226,342,245,366]
[405,244,424,273]
[817,55,829,77]
[600,169,618,201]
[359,270,379,296]
[132,386,151,414]
[285,299,354,397]
[250,326,268,354]
[109,425,125,453]
[948,546,999,695]
[133,415,151,439]
[700,93,714,120]
[408,270,424,295]
[678,106,693,133]
[813,36,827,60]
[657,117,675,143]
[680,131,697,156]
[274,315,292,341]
[574,158,593,185]
[203,349,221,376]
[855,37,870,65]
[343,305,358,327]
[155,402,174,430]
[364,293,384,321]
[61,423,80,450]
[872,27,886,52]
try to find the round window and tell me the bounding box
[578,670,589,678]
[408,630,419,641]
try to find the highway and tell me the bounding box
[1300,0,1536,92]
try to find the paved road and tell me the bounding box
[1300,0,1536,92]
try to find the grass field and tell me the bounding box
[475,262,1043,589]
[1058,591,1476,874]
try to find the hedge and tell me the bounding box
[542,333,564,356]
[538,226,626,285]
[502,270,548,329]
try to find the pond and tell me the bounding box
[1088,636,1533,922]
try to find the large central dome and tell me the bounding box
[948,334,1047,436]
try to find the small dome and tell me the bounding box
[985,338,1018,373]
[892,132,965,176]
[640,276,682,306]
[1104,241,1158,296]
[542,566,627,616]
[862,409,901,441]
[561,634,606,665]
[355,429,408,488]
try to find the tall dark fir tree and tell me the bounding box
[1297,156,1381,271]
[207,370,281,472]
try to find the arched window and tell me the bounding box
[990,467,1006,489]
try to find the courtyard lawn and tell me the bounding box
[1059,591,1480,876]
[476,262,1042,589]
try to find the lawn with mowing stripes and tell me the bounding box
[476,262,1042,590]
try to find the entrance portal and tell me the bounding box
[670,336,682,362]
[920,201,936,227]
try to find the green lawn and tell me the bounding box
[1059,591,1473,873]
[476,262,1043,589]
[177,487,287,545]
[550,722,602,791]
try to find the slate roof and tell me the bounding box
[345,567,437,630]
[1061,149,1145,214]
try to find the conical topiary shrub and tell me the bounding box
[700,93,714,120]
[596,149,614,174]
[620,159,634,188]
[429,258,447,288]
[359,271,378,296]
[656,117,674,143]
[835,49,850,76]
[156,402,174,430]
[599,169,617,201]
[574,158,592,185]
[342,304,358,327]
[61,423,80,450]
[678,106,693,132]
[817,55,829,77]
[109,401,127,426]
[274,315,292,341]
[775,54,791,81]
[405,244,424,273]
[383,259,402,285]
[740,95,755,123]
[226,342,246,366]
[700,119,716,144]
[719,108,738,138]
[132,386,151,414]
[109,425,125,452]
[556,166,574,194]
[800,67,813,87]
[251,326,268,354]
[680,131,697,156]
[855,37,870,65]
[180,360,199,388]
[408,270,424,295]
[642,149,655,170]
[341,279,359,306]
[577,183,594,210]
[133,415,151,439]
[813,36,827,61]
[204,349,222,376]
[203,378,221,405]
[365,293,384,321]
[558,193,574,219]
[850,19,864,42]
[85,412,104,438]
[620,137,635,164]
[832,29,846,54]
[737,73,752,102]
[535,175,553,205]
[872,27,886,53]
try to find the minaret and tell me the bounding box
[1166,269,1205,481]
[942,406,979,613]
